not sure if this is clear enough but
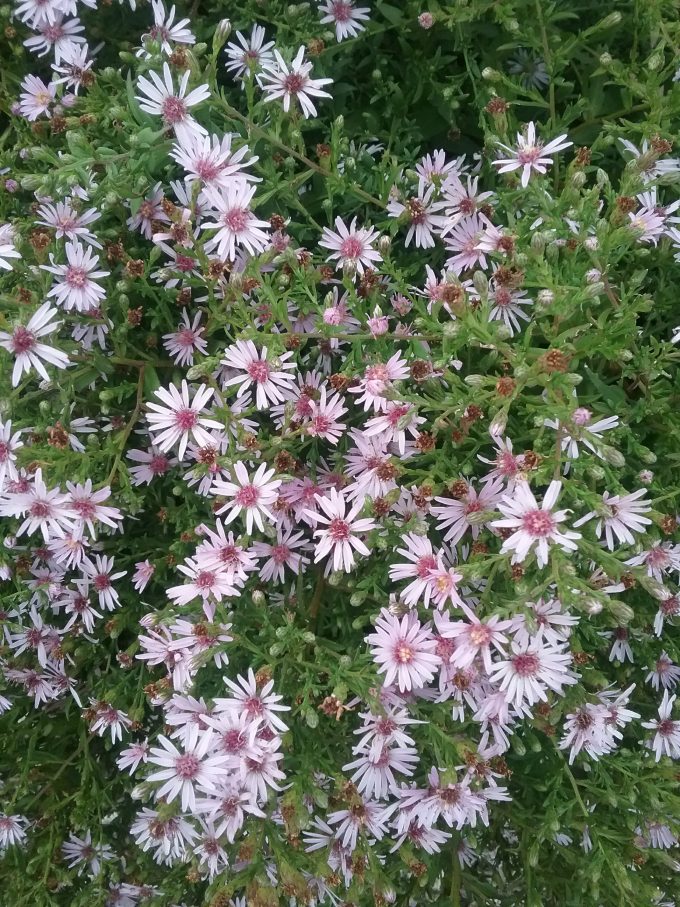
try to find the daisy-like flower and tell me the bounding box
[170,132,258,189]
[0,302,70,387]
[18,74,56,121]
[0,814,28,850]
[15,0,65,28]
[344,743,419,800]
[619,138,680,184]
[146,727,229,812]
[225,24,275,83]
[116,740,150,775]
[66,479,123,537]
[305,488,377,573]
[433,477,505,545]
[212,462,282,535]
[544,408,619,460]
[319,216,382,275]
[167,557,238,619]
[319,0,371,42]
[493,122,572,187]
[491,480,581,568]
[417,150,466,194]
[251,527,309,583]
[261,46,333,119]
[24,16,86,63]
[444,213,489,274]
[350,352,410,412]
[386,186,447,248]
[367,608,440,692]
[573,488,652,550]
[489,638,577,708]
[221,340,296,409]
[388,533,444,608]
[0,224,21,271]
[217,668,290,733]
[201,183,270,261]
[306,387,347,444]
[81,554,126,611]
[0,420,23,491]
[0,468,75,541]
[36,200,101,246]
[127,445,177,485]
[162,309,208,367]
[89,701,131,743]
[646,652,680,691]
[139,0,195,57]
[440,603,515,674]
[136,62,210,143]
[487,283,533,336]
[61,830,114,878]
[41,240,109,312]
[642,691,680,761]
[51,42,95,95]
[146,380,222,460]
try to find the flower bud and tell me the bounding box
[599,11,622,27]
[596,168,609,187]
[530,232,546,254]
[327,571,343,587]
[464,374,485,387]
[472,270,488,298]
[585,281,605,297]
[599,52,613,66]
[350,592,366,606]
[537,289,554,307]
[378,234,391,255]
[252,590,265,605]
[481,67,501,81]
[601,445,625,467]
[608,600,635,624]
[215,18,231,42]
[571,171,586,189]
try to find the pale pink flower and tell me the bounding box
[42,240,109,312]
[81,554,126,611]
[440,603,515,673]
[194,521,259,582]
[319,0,370,41]
[432,477,505,545]
[0,224,20,271]
[217,668,290,733]
[167,557,239,618]
[51,42,94,95]
[0,420,23,491]
[646,652,680,691]
[170,132,258,188]
[386,186,447,248]
[251,527,309,583]
[417,150,466,193]
[573,488,651,550]
[136,62,210,143]
[117,740,150,774]
[388,533,444,608]
[162,309,208,366]
[0,468,75,541]
[364,402,425,454]
[343,743,419,799]
[127,445,178,485]
[642,691,680,761]
[349,352,409,412]
[146,727,230,812]
[61,830,114,878]
[225,24,275,83]
[127,184,168,239]
[66,479,123,537]
[89,701,131,743]
[306,388,347,444]
[212,462,282,535]
[221,340,296,409]
[444,214,489,273]
[146,380,222,460]
[36,200,101,246]
[489,638,577,708]
[261,46,333,119]
[493,121,572,187]
[491,480,581,568]
[201,183,270,260]
[544,409,619,460]
[0,814,28,850]
[367,608,440,692]
[305,488,377,573]
[140,0,195,57]
[18,74,56,120]
[319,216,382,275]
[327,797,389,850]
[0,302,70,387]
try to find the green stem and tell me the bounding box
[451,838,462,907]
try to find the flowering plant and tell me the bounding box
[1,1,680,905]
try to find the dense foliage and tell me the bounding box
[1,1,680,905]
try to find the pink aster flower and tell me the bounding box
[305,487,377,573]
[66,479,122,537]
[221,340,296,409]
[0,420,23,491]
[319,0,370,41]
[0,302,70,387]
[0,468,75,541]
[0,224,20,271]
[343,743,419,800]
[432,477,505,545]
[488,638,577,708]
[146,726,230,812]
[212,462,281,535]
[136,62,210,143]
[386,186,447,248]
[646,652,680,691]
[127,445,178,485]
[444,214,489,274]
[0,813,28,850]
[440,603,515,674]
[573,488,652,550]
[319,216,382,275]
[642,691,680,761]
[146,380,222,460]
[306,387,348,444]
[139,0,195,57]
[170,132,258,189]
[388,533,444,608]
[81,554,126,611]
[36,200,101,246]
[261,46,333,119]
[217,668,290,734]
[133,560,155,593]
[41,240,109,312]
[201,183,270,261]
[251,527,310,583]
[349,352,410,412]
[491,480,581,568]
[167,557,238,619]
[225,24,275,84]
[367,608,440,692]
[18,74,56,121]
[116,740,150,775]
[493,121,572,187]
[364,402,426,455]
[162,309,208,367]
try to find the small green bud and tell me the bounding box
[481,67,501,81]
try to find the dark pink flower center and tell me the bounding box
[94,574,111,591]
[283,73,306,94]
[195,570,215,590]
[328,517,351,541]
[511,652,540,677]
[29,501,51,518]
[340,236,363,259]
[522,509,555,537]
[174,408,198,431]
[416,554,438,579]
[71,499,96,518]
[235,484,260,508]
[162,96,187,125]
[222,207,250,233]
[174,753,200,778]
[469,624,492,646]
[658,719,676,737]
[246,360,270,383]
[150,454,170,474]
[11,326,36,354]
[65,265,88,288]
[517,145,542,165]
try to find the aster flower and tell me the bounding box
[619,138,680,183]
[261,46,333,119]
[433,477,505,545]
[367,608,440,692]
[0,420,23,491]
[319,0,370,41]
[51,41,94,94]
[388,533,445,608]
[225,24,275,84]
[305,488,377,573]
[487,283,533,335]
[81,554,126,611]
[221,340,296,409]
[18,74,56,121]
[217,668,290,733]
[327,797,389,850]
[489,638,577,708]
[201,182,270,261]
[61,830,114,877]
[0,814,28,851]
[0,301,70,387]
[212,462,282,535]
[573,488,652,550]
[0,224,21,271]
[493,122,572,187]
[162,309,208,367]
[444,214,489,273]
[386,186,447,248]
[491,480,581,568]
[344,743,419,799]
[170,132,258,188]
[15,0,66,27]
[41,240,109,312]
[127,445,178,485]
[136,62,210,143]
[646,652,680,691]
[417,150,466,194]
[439,603,515,674]
[146,380,222,460]
[89,701,131,743]
[36,200,101,246]
[642,691,680,761]
[116,740,150,775]
[306,387,348,444]
[251,527,310,583]
[544,408,619,460]
[66,479,122,537]
[0,468,75,541]
[24,16,86,63]
[146,727,230,812]
[349,352,410,412]
[319,216,382,275]
[139,0,195,57]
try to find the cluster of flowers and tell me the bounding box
[2,0,680,903]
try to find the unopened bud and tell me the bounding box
[601,445,625,467]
